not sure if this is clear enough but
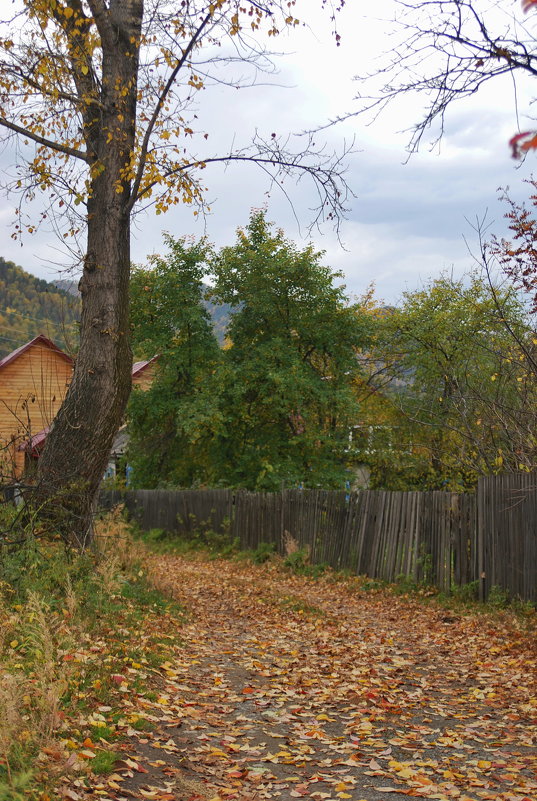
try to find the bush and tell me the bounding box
[284,548,310,573]
[251,542,276,564]
[451,580,480,603]
[0,511,181,796]
[283,549,329,578]
[487,584,510,609]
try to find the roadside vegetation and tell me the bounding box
[0,509,184,800]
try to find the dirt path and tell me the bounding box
[118,554,536,801]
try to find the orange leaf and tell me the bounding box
[509,130,537,158]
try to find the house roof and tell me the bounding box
[1,335,157,377]
[18,425,50,454]
[132,355,158,377]
[0,334,73,371]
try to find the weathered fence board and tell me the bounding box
[100,472,536,602]
[477,473,537,603]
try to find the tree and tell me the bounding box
[127,236,222,487]
[355,0,537,156]
[0,1,348,543]
[363,273,535,490]
[125,215,371,491]
[210,211,371,490]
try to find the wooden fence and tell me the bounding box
[100,473,536,603]
[477,473,537,602]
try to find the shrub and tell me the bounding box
[251,542,276,564]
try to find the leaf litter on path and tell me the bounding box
[86,554,537,801]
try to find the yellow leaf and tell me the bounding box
[396,768,414,779]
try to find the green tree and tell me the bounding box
[211,212,371,490]
[127,236,222,487]
[365,273,534,490]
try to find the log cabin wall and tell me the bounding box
[132,360,156,391]
[0,340,72,478]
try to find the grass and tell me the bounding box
[278,595,325,617]
[0,506,185,800]
[136,521,240,558]
[89,750,122,776]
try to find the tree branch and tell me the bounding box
[86,0,114,50]
[128,10,213,213]
[0,117,89,162]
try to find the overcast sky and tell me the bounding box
[1,0,536,305]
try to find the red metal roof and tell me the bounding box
[18,425,50,454]
[132,355,158,377]
[0,334,73,371]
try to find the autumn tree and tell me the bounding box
[0,1,348,544]
[363,274,535,490]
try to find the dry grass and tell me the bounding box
[0,672,24,784]
[282,529,299,556]
[63,574,78,618]
[282,529,310,562]
[95,505,145,571]
[94,507,180,601]
[24,593,66,740]
[0,593,66,788]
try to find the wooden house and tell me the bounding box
[0,335,73,478]
[132,356,158,391]
[0,336,158,481]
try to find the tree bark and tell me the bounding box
[33,0,143,547]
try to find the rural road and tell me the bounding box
[118,554,537,801]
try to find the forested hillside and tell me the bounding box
[0,257,80,359]
[0,258,231,361]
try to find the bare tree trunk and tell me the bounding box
[33,0,143,546]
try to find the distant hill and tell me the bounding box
[0,259,232,359]
[202,288,232,344]
[53,278,79,297]
[0,258,80,359]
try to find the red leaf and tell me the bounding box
[509,131,537,158]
